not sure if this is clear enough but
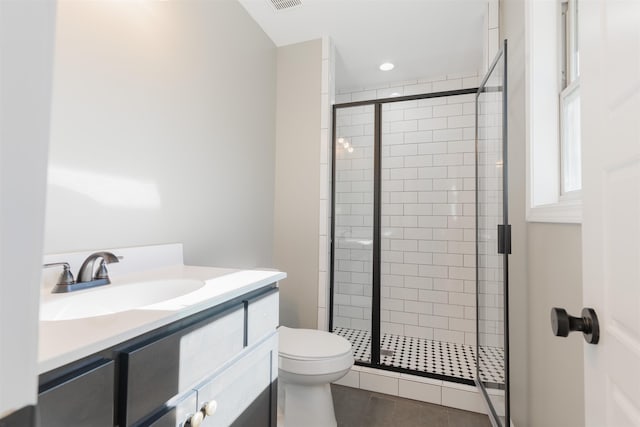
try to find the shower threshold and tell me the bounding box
[333,327,504,387]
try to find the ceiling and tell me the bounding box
[237,0,486,91]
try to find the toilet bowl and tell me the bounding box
[278,326,354,427]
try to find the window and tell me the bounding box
[560,0,579,89]
[525,0,582,223]
[560,0,581,195]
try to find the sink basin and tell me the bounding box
[40,279,206,321]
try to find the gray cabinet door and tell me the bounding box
[120,332,181,426]
[120,307,243,426]
[146,391,197,427]
[38,359,114,427]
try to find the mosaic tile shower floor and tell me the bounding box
[334,327,504,385]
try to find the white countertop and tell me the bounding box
[38,265,285,374]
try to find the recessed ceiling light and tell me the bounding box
[390,92,401,97]
[379,62,394,71]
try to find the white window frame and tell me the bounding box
[559,0,581,198]
[559,79,581,197]
[525,0,582,223]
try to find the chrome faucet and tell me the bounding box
[77,251,120,283]
[44,251,121,293]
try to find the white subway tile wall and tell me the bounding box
[332,103,375,339]
[332,365,498,415]
[476,82,505,351]
[332,72,502,351]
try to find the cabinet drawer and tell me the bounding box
[146,391,197,427]
[121,307,244,426]
[247,289,278,346]
[38,359,114,427]
[196,336,276,427]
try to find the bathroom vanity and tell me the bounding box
[37,245,284,427]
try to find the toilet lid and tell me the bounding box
[279,327,352,360]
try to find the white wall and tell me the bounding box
[46,0,276,268]
[317,37,336,331]
[0,1,56,419]
[502,0,585,426]
[274,39,322,329]
[528,223,584,427]
[500,1,529,425]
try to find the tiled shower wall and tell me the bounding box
[333,104,375,332]
[333,73,483,346]
[379,92,478,346]
[477,88,505,349]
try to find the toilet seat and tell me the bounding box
[278,327,354,375]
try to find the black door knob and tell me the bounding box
[550,307,600,344]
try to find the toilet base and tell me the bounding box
[278,381,337,427]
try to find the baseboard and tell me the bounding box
[333,365,490,414]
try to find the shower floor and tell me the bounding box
[334,327,504,386]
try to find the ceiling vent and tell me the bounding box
[268,0,303,11]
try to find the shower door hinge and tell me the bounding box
[497,224,512,254]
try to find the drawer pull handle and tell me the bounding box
[186,411,204,427]
[203,400,218,416]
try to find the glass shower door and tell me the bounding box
[476,40,509,426]
[330,105,375,363]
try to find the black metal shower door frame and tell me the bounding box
[329,87,479,386]
[474,39,510,426]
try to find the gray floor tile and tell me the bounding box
[447,407,492,427]
[331,384,491,427]
[391,399,431,427]
[417,402,449,427]
[361,394,396,426]
[333,384,370,427]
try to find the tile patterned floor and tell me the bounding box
[334,327,504,385]
[331,384,492,427]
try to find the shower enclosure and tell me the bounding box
[330,43,509,426]
[476,41,509,425]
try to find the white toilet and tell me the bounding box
[277,326,354,427]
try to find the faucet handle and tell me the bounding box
[43,261,69,269]
[94,260,110,280]
[93,254,123,280]
[43,262,76,286]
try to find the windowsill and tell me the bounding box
[527,198,582,224]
